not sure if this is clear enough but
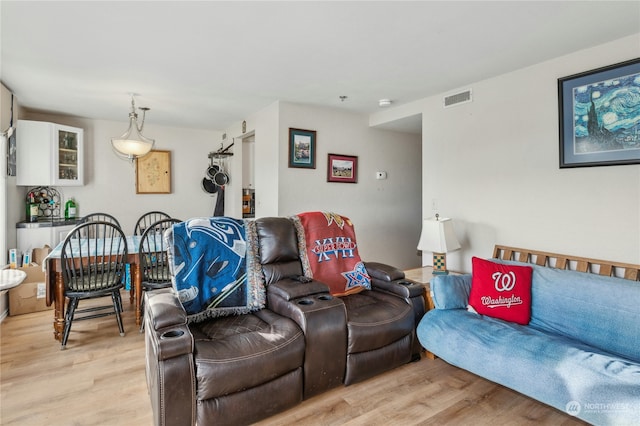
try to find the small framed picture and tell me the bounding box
[558,58,640,168]
[327,153,358,183]
[288,128,316,169]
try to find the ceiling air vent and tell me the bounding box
[443,89,472,108]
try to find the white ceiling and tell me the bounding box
[1,1,639,134]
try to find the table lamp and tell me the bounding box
[417,213,461,274]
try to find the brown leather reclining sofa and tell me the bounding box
[144,216,425,425]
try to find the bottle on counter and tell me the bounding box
[26,191,38,222]
[65,198,77,220]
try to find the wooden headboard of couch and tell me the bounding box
[492,245,640,282]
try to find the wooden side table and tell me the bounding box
[403,266,436,311]
[403,266,461,360]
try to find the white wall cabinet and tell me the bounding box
[16,120,84,186]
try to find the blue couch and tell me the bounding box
[417,258,640,425]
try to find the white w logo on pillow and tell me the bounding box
[492,271,516,292]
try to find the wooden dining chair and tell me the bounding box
[81,213,122,238]
[137,218,181,330]
[133,211,171,235]
[60,220,128,349]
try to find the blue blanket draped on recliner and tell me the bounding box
[170,217,264,322]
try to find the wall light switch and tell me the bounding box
[376,171,387,180]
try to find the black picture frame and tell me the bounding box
[558,58,640,168]
[288,128,316,169]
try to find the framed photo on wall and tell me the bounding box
[558,58,640,168]
[136,150,171,194]
[288,128,316,169]
[327,153,358,183]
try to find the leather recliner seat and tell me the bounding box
[189,310,305,424]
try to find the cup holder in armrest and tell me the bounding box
[160,329,185,339]
[316,295,333,301]
[297,299,314,306]
[398,280,415,286]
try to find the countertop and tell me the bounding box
[16,218,83,228]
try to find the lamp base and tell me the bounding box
[432,252,450,275]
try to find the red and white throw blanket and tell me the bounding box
[292,212,371,296]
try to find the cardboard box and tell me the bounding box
[8,246,52,316]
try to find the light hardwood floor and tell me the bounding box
[1,291,587,426]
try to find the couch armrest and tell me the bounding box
[145,288,193,360]
[365,261,423,297]
[365,261,405,281]
[267,281,347,398]
[268,277,330,301]
[144,288,196,426]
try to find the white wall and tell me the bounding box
[223,101,423,269]
[274,102,423,269]
[18,111,222,233]
[375,33,640,271]
[1,85,22,320]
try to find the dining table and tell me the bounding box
[44,235,148,341]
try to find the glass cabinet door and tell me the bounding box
[54,124,83,186]
[58,129,78,180]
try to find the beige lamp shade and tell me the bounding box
[417,215,460,275]
[417,216,461,253]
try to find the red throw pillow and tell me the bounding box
[468,257,533,325]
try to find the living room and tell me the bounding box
[1,1,639,425]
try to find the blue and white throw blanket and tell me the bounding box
[170,217,265,322]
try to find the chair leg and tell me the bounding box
[115,289,124,313]
[61,298,79,349]
[112,291,125,337]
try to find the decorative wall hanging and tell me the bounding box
[327,153,358,183]
[136,150,171,194]
[7,130,16,176]
[288,128,316,169]
[558,58,640,168]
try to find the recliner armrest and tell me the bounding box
[365,261,405,282]
[365,262,424,298]
[145,288,193,360]
[268,277,330,301]
[144,288,196,426]
[371,278,425,298]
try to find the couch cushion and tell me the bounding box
[431,274,471,309]
[293,212,371,296]
[169,217,265,323]
[531,263,640,362]
[468,257,533,325]
[417,309,640,425]
[189,309,304,400]
[494,259,640,363]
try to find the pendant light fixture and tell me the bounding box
[111,95,155,162]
